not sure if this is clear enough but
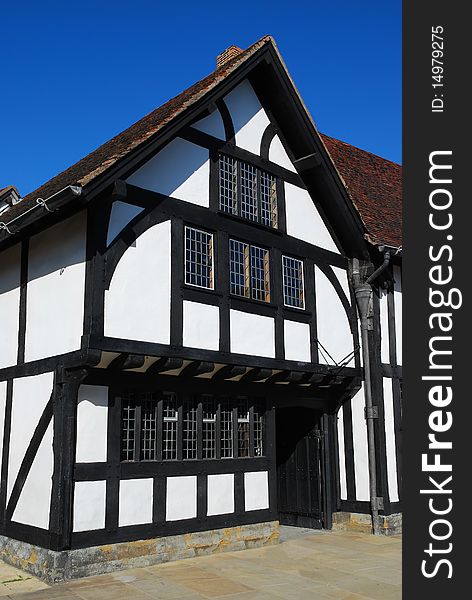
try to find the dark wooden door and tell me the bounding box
[276,407,323,528]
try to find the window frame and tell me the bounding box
[218,154,278,229]
[162,392,179,461]
[184,225,215,290]
[282,254,305,310]
[229,238,271,303]
[119,392,266,463]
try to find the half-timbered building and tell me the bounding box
[0,36,402,581]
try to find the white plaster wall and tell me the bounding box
[351,386,370,501]
[107,201,144,246]
[0,382,7,483]
[230,310,275,358]
[126,138,210,207]
[73,480,106,532]
[105,220,171,344]
[332,266,358,366]
[284,320,311,362]
[379,289,390,364]
[191,109,225,139]
[332,266,350,300]
[383,378,399,502]
[394,266,402,366]
[12,420,53,529]
[76,385,108,463]
[285,183,339,253]
[222,80,270,155]
[166,475,197,521]
[244,471,269,511]
[119,478,153,527]
[0,244,21,369]
[207,473,234,516]
[8,372,54,501]
[337,407,347,500]
[268,134,296,172]
[314,266,354,366]
[25,212,86,362]
[183,301,220,351]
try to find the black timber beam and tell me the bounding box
[292,153,322,171]
[112,179,128,200]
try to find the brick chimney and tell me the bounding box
[0,185,21,214]
[216,45,243,69]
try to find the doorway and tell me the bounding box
[276,406,324,528]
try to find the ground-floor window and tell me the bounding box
[120,391,265,462]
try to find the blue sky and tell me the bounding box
[1,1,400,197]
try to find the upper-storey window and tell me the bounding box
[282,255,305,309]
[185,226,214,289]
[219,154,278,228]
[229,239,270,302]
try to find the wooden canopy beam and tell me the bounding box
[240,368,272,383]
[212,365,246,381]
[108,353,145,371]
[147,357,183,374]
[180,361,214,378]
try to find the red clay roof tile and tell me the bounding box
[320,134,402,248]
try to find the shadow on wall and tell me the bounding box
[223,80,265,132]
[0,211,86,294]
[0,243,21,296]
[27,212,87,282]
[126,137,209,205]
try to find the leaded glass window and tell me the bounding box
[253,399,265,457]
[250,245,270,302]
[119,393,265,462]
[162,393,178,460]
[219,155,278,229]
[229,239,270,302]
[237,397,250,458]
[282,255,305,309]
[240,162,258,222]
[220,398,233,458]
[141,398,158,460]
[219,155,238,215]
[121,395,136,461]
[202,396,216,459]
[260,171,277,228]
[183,399,198,460]
[185,226,214,289]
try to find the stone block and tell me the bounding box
[0,521,280,583]
[332,511,402,535]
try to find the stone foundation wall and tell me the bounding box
[332,512,402,535]
[0,521,280,583]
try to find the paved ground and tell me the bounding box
[0,527,401,600]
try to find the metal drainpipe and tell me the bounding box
[352,249,391,535]
[366,249,392,285]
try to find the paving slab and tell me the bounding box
[0,528,402,599]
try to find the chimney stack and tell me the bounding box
[216,45,243,69]
[0,185,21,214]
